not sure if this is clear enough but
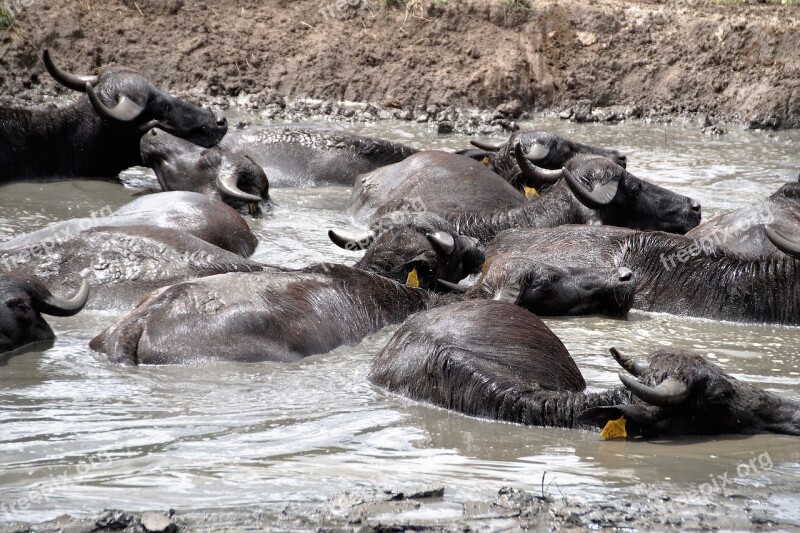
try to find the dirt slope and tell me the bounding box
[1,0,798,128]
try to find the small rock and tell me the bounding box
[576,31,597,46]
[141,512,177,532]
[437,121,454,134]
[415,114,429,123]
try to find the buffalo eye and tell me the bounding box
[7,298,31,314]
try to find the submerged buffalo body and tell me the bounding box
[0,191,258,258]
[90,264,433,365]
[1,50,227,183]
[221,127,418,187]
[140,128,269,216]
[370,300,800,437]
[351,151,701,242]
[486,225,800,324]
[0,274,89,355]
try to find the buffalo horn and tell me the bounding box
[514,144,563,186]
[610,347,649,377]
[469,139,503,152]
[42,49,98,92]
[86,83,145,122]
[35,279,90,317]
[563,167,619,209]
[328,229,375,251]
[765,227,800,259]
[619,373,690,407]
[426,232,455,256]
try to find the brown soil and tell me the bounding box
[0,0,798,128]
[0,0,800,128]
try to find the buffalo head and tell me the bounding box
[579,347,800,437]
[140,128,267,216]
[328,213,485,290]
[0,275,89,355]
[43,49,227,148]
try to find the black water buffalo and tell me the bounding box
[370,300,800,437]
[686,181,800,258]
[0,191,258,258]
[486,225,800,324]
[220,126,418,186]
[351,151,701,242]
[328,212,485,289]
[1,225,263,311]
[1,50,227,183]
[140,128,268,216]
[467,130,627,184]
[453,254,635,316]
[90,264,434,365]
[0,274,89,355]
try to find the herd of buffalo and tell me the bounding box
[1,51,799,440]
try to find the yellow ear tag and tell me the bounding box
[481,157,490,166]
[405,267,420,288]
[600,416,627,440]
[523,185,539,199]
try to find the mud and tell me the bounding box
[0,0,798,131]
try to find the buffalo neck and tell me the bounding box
[514,387,632,429]
[622,233,800,324]
[449,181,590,243]
[0,98,141,181]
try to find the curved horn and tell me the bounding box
[514,144,563,186]
[610,347,649,377]
[435,279,470,292]
[618,373,690,407]
[426,232,455,256]
[328,229,375,251]
[41,49,98,92]
[563,167,619,209]
[216,160,263,203]
[469,139,503,152]
[765,227,800,259]
[86,83,145,122]
[34,279,90,317]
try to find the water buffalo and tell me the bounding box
[486,225,800,324]
[467,130,627,183]
[1,49,227,183]
[0,191,258,258]
[220,126,418,186]
[453,254,635,316]
[0,274,89,355]
[351,151,701,242]
[686,181,800,258]
[1,225,263,311]
[370,300,800,437]
[90,264,434,365]
[140,128,268,217]
[328,212,485,289]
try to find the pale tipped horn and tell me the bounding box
[619,373,690,407]
[610,347,649,377]
[563,167,619,209]
[86,83,145,122]
[426,232,455,256]
[328,229,375,251]
[35,279,90,317]
[436,279,470,292]
[216,160,263,203]
[42,49,98,92]
[766,227,800,259]
[514,144,563,186]
[469,139,503,152]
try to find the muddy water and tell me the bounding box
[1,116,799,526]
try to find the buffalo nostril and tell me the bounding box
[216,115,227,127]
[618,267,633,282]
[691,200,701,211]
[150,129,157,136]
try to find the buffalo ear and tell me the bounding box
[577,404,662,438]
[392,258,433,289]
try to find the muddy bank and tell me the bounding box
[0,0,797,130]
[0,484,786,532]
